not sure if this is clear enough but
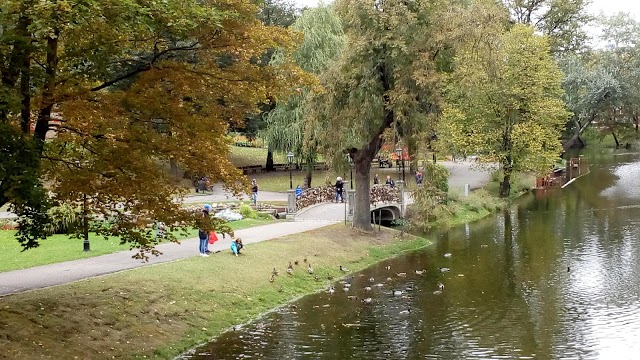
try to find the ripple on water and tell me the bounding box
[601,161,640,199]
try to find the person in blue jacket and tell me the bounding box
[231,238,244,256]
[295,185,303,198]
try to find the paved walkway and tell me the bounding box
[295,203,348,222]
[180,184,287,204]
[0,221,333,297]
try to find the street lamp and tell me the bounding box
[395,148,405,183]
[346,154,353,189]
[287,151,294,189]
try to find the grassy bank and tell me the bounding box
[407,171,534,231]
[0,224,429,359]
[0,218,275,273]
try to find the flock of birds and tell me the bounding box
[268,252,456,305]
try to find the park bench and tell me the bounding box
[239,165,263,174]
[273,163,290,171]
[313,162,329,170]
[374,158,393,168]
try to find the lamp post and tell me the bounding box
[287,151,294,189]
[346,154,353,189]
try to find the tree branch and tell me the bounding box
[90,42,200,92]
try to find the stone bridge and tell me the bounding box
[288,189,409,223]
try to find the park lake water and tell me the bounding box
[182,150,640,359]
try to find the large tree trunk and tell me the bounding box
[34,31,59,148]
[266,148,274,171]
[500,171,511,197]
[563,116,594,151]
[500,126,512,198]
[169,157,179,178]
[305,162,313,188]
[612,130,620,148]
[352,149,375,230]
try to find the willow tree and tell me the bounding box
[440,25,570,197]
[307,0,451,230]
[0,0,306,255]
[263,4,345,187]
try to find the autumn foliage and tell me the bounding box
[0,0,310,256]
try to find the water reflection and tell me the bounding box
[184,151,640,360]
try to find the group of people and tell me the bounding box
[371,171,423,188]
[198,204,244,257]
[372,174,398,188]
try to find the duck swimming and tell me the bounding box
[362,297,372,304]
[415,270,426,275]
[340,265,349,272]
[393,290,403,296]
[444,253,452,258]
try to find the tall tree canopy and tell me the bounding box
[561,12,640,149]
[0,0,306,255]
[503,0,592,53]
[263,4,345,187]
[307,0,451,230]
[439,24,570,196]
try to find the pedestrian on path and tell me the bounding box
[252,179,259,205]
[198,205,212,257]
[374,174,379,185]
[335,177,344,202]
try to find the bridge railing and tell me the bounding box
[295,186,337,210]
[370,185,400,206]
[294,185,401,211]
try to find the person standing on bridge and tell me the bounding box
[335,177,344,202]
[385,175,395,188]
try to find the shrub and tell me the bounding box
[423,163,449,194]
[46,204,80,234]
[238,204,258,219]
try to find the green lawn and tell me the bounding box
[229,146,287,167]
[229,146,327,168]
[0,218,275,273]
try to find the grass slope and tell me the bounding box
[0,225,430,359]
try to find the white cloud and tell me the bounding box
[589,0,640,19]
[292,0,640,19]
